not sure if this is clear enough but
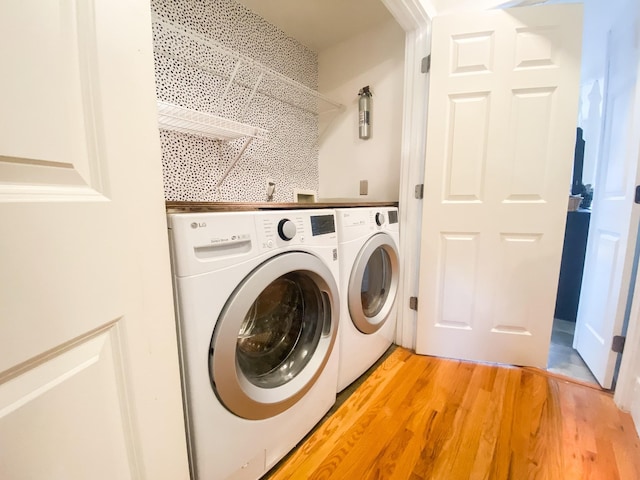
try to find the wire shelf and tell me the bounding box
[157,101,268,141]
[152,15,344,116]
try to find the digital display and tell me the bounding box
[388,210,398,224]
[310,215,336,236]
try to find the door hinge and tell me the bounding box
[409,296,418,310]
[635,185,640,204]
[415,184,424,199]
[421,55,431,74]
[612,335,626,353]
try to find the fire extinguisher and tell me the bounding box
[358,85,372,140]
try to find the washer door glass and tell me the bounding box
[210,251,338,420]
[361,247,392,318]
[348,233,399,334]
[237,272,324,389]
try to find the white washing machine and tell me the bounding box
[335,207,400,392]
[167,209,340,480]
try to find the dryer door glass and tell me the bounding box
[361,247,392,318]
[210,251,338,420]
[348,233,399,334]
[236,272,326,389]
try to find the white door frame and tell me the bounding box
[381,0,432,350]
[614,68,640,410]
[386,0,640,412]
[617,246,640,415]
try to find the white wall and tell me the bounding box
[318,18,405,201]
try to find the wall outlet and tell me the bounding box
[359,180,368,195]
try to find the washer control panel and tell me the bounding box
[335,207,399,243]
[257,210,337,251]
[167,209,339,276]
[370,209,399,232]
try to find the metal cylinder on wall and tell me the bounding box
[358,86,372,140]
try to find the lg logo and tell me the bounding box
[190,222,207,229]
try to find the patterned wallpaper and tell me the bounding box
[151,0,320,202]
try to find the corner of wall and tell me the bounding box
[317,18,405,202]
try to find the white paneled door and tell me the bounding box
[574,2,640,389]
[416,5,582,367]
[0,1,188,479]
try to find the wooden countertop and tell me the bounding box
[165,201,399,213]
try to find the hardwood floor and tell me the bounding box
[267,347,640,480]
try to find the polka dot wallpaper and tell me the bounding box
[151,0,320,202]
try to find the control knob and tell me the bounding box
[375,212,385,226]
[277,219,296,241]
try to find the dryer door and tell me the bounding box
[348,233,399,334]
[210,251,339,420]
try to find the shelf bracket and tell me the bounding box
[241,71,264,119]
[220,60,242,107]
[318,106,346,141]
[215,136,255,192]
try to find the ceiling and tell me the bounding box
[232,0,579,52]
[233,0,621,78]
[234,0,395,52]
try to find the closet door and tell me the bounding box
[0,1,188,478]
[416,4,582,368]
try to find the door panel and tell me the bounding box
[575,3,640,388]
[0,328,133,479]
[444,94,489,202]
[0,0,107,200]
[493,233,544,334]
[437,233,479,329]
[505,88,555,201]
[0,0,188,478]
[416,5,582,367]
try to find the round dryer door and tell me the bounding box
[210,251,339,420]
[348,233,399,334]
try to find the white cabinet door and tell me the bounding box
[416,5,582,368]
[0,1,189,478]
[574,2,640,389]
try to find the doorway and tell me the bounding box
[547,0,636,388]
[548,320,598,384]
[549,128,596,385]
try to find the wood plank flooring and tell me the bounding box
[267,347,640,480]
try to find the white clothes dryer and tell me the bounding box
[335,207,400,392]
[168,209,340,480]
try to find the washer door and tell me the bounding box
[210,251,339,420]
[348,233,399,334]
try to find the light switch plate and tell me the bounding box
[359,180,368,195]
